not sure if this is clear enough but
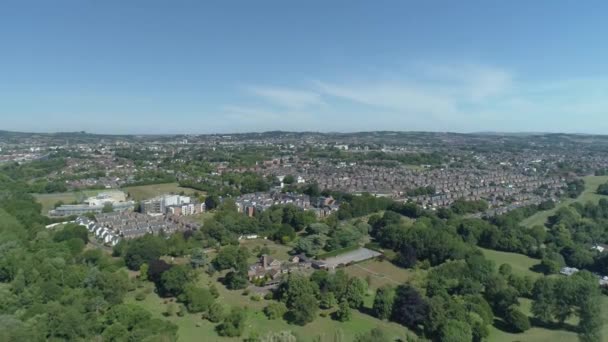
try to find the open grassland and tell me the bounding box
[127,269,415,342]
[188,211,216,224]
[480,247,542,279]
[239,239,293,264]
[122,183,200,201]
[33,189,103,214]
[522,175,608,228]
[342,259,420,290]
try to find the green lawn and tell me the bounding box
[480,248,542,279]
[33,189,103,214]
[122,183,201,201]
[188,211,216,224]
[522,175,608,228]
[238,239,293,264]
[127,269,415,342]
[343,259,420,290]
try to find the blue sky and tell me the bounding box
[1,0,607,134]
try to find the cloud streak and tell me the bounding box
[223,63,608,133]
[245,86,324,109]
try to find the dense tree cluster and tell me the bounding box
[0,181,178,340]
[531,271,602,341]
[450,199,489,215]
[597,181,608,196]
[273,270,368,326]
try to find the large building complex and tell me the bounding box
[49,191,134,217]
[141,194,205,216]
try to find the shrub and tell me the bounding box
[206,302,224,323]
[263,302,287,320]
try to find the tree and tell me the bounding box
[344,277,367,308]
[182,285,214,313]
[498,263,512,277]
[206,302,224,323]
[294,235,327,256]
[277,274,319,325]
[264,302,287,320]
[289,292,318,325]
[504,306,530,332]
[224,269,248,290]
[531,277,555,323]
[205,196,220,210]
[213,245,249,271]
[597,181,608,196]
[335,299,352,322]
[216,307,247,337]
[147,259,172,284]
[320,291,336,309]
[138,263,149,280]
[441,319,473,342]
[159,264,196,297]
[54,223,89,244]
[190,248,207,268]
[306,223,330,235]
[579,298,602,342]
[102,322,129,342]
[391,285,428,328]
[395,244,417,268]
[124,235,165,270]
[372,286,394,320]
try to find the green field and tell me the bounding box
[122,183,200,201]
[343,259,419,290]
[238,239,293,264]
[480,247,542,279]
[522,175,608,228]
[127,269,415,342]
[33,189,103,214]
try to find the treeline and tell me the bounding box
[337,151,444,166]
[564,179,585,198]
[0,158,68,193]
[180,171,271,197]
[124,170,177,187]
[406,186,436,197]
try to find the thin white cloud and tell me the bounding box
[219,63,608,133]
[313,80,456,117]
[419,64,513,101]
[246,86,324,109]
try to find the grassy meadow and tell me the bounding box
[480,247,542,279]
[122,183,201,201]
[33,189,103,214]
